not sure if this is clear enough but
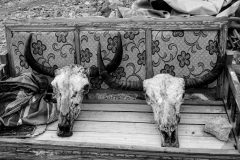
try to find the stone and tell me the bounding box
[204,116,232,141]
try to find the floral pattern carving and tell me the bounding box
[80,48,93,63]
[172,31,184,37]
[152,30,219,78]
[206,40,218,55]
[177,51,191,68]
[160,64,175,76]
[111,67,126,80]
[137,50,146,66]
[124,31,139,40]
[152,40,160,55]
[55,32,68,43]
[107,35,120,53]
[11,30,220,90]
[19,55,29,69]
[11,32,75,77]
[90,76,103,89]
[32,40,47,55]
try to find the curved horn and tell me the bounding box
[89,32,123,77]
[184,53,225,89]
[24,34,58,77]
[26,32,123,78]
[98,42,143,91]
[99,47,225,91]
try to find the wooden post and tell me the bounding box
[217,24,228,98]
[0,51,8,79]
[145,29,153,79]
[227,65,240,153]
[4,26,15,77]
[74,29,81,64]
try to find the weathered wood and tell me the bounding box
[76,111,227,125]
[217,22,228,98]
[4,16,228,31]
[226,65,240,153]
[4,27,13,77]
[81,103,226,113]
[145,29,153,79]
[0,50,7,65]
[0,137,239,160]
[226,50,234,66]
[33,130,235,150]
[227,65,240,114]
[74,30,80,64]
[0,64,6,79]
[83,97,224,106]
[47,121,213,137]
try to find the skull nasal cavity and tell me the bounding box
[58,124,70,132]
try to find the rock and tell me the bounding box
[204,116,232,141]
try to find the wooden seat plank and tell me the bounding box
[82,103,226,113]
[77,111,227,124]
[47,121,213,137]
[33,131,235,150]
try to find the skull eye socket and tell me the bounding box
[83,84,90,94]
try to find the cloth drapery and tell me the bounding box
[0,73,58,128]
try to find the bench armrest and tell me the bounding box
[226,64,240,152]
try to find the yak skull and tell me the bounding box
[143,74,185,147]
[51,64,90,137]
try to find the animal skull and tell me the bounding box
[143,74,185,147]
[51,64,90,137]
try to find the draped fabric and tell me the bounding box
[0,73,58,128]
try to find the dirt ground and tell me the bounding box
[0,0,135,56]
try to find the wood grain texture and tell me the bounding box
[74,30,80,64]
[4,27,14,77]
[217,23,228,98]
[40,102,233,155]
[81,103,226,113]
[0,50,7,65]
[227,65,240,111]
[4,16,228,31]
[226,65,240,153]
[145,29,153,79]
[33,130,235,150]
[76,111,227,124]
[47,121,214,138]
[83,98,224,106]
[0,137,239,160]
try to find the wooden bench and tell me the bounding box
[1,16,240,159]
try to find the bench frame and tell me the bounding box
[1,17,240,159]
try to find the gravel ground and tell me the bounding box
[0,0,135,56]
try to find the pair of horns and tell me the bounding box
[24,33,123,78]
[98,45,225,91]
[25,32,225,90]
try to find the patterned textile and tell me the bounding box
[9,30,219,89]
[152,30,219,79]
[79,31,146,89]
[0,73,57,127]
[11,32,75,77]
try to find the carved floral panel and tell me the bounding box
[152,30,219,79]
[11,31,75,77]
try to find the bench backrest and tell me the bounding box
[4,17,228,90]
